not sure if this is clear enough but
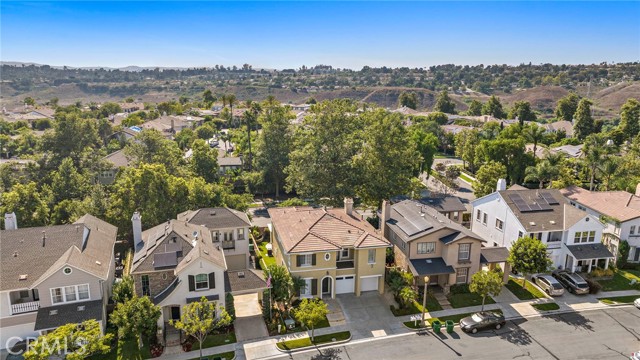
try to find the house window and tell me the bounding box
[141,275,150,296]
[482,213,488,225]
[223,232,233,242]
[195,274,209,290]
[368,249,376,264]
[458,244,471,261]
[631,226,636,235]
[476,210,481,221]
[238,228,245,240]
[341,249,350,259]
[453,211,459,220]
[417,242,436,254]
[63,267,72,275]
[64,286,77,302]
[51,288,64,304]
[51,284,90,304]
[456,268,469,284]
[495,219,504,231]
[574,231,595,243]
[588,231,596,242]
[518,231,524,239]
[77,284,89,300]
[300,254,313,267]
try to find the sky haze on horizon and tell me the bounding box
[1,1,639,69]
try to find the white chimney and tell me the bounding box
[497,179,507,192]
[344,198,354,216]
[381,200,391,236]
[635,183,640,197]
[4,212,17,230]
[131,212,143,249]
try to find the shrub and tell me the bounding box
[263,228,271,241]
[585,278,602,294]
[590,267,614,278]
[150,343,164,358]
[226,293,236,320]
[449,284,471,294]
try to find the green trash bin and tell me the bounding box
[432,320,442,333]
[446,320,455,333]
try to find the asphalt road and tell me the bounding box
[268,307,640,360]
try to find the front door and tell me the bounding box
[322,277,332,297]
[429,275,439,286]
[171,306,180,321]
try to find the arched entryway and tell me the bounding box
[321,276,333,299]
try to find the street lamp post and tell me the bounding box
[422,276,430,328]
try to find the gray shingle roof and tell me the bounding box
[224,269,267,293]
[178,208,251,230]
[103,149,131,168]
[1,215,117,291]
[565,244,614,260]
[419,196,467,213]
[34,300,103,331]
[480,247,510,263]
[409,257,455,276]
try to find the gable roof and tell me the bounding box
[268,207,390,254]
[545,120,574,137]
[0,214,117,291]
[418,196,467,213]
[177,208,251,230]
[103,149,131,168]
[560,185,640,222]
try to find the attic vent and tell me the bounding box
[203,249,209,255]
[77,306,85,311]
[95,261,102,266]
[49,310,58,316]
[425,259,432,264]
[529,222,536,226]
[13,251,18,257]
[19,274,28,280]
[549,220,556,225]
[237,272,245,278]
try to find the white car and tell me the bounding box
[634,297,640,309]
[630,351,640,360]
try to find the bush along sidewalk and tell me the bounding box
[276,331,351,351]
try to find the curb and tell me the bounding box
[275,333,352,353]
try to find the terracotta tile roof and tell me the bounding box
[560,185,640,222]
[268,207,389,253]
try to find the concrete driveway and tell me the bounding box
[336,292,406,339]
[234,293,269,342]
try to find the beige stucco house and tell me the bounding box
[268,199,391,298]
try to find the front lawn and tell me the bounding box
[531,303,560,311]
[448,292,496,309]
[90,337,151,360]
[256,241,276,269]
[506,278,547,300]
[201,332,237,349]
[276,331,351,351]
[189,351,235,360]
[598,295,640,305]
[390,295,443,316]
[597,270,640,291]
[458,172,475,184]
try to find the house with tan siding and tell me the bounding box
[268,199,391,299]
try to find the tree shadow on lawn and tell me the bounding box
[310,347,344,360]
[541,311,595,332]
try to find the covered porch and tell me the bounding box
[480,247,511,284]
[408,257,455,293]
[563,243,614,273]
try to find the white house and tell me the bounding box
[471,181,613,273]
[561,184,640,263]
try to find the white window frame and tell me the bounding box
[458,244,471,261]
[237,228,245,240]
[482,213,487,225]
[417,242,435,254]
[518,231,524,239]
[588,231,595,243]
[453,211,459,220]
[476,210,481,221]
[300,254,313,267]
[340,248,350,260]
[631,225,636,235]
[50,284,90,305]
[195,274,209,290]
[456,268,469,284]
[368,249,376,264]
[495,219,504,231]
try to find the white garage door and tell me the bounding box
[360,276,379,292]
[335,276,355,294]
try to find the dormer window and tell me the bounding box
[195,274,209,290]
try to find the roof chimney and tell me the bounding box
[381,200,391,236]
[4,212,17,230]
[636,183,640,197]
[344,198,354,216]
[131,212,143,250]
[497,179,507,192]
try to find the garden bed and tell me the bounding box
[506,278,546,300]
[389,295,442,316]
[598,295,639,305]
[276,331,351,351]
[531,303,560,311]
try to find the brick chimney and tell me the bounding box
[4,212,17,230]
[344,198,354,216]
[131,212,143,250]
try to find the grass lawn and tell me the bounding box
[531,303,560,311]
[90,338,151,360]
[390,296,443,316]
[448,292,496,309]
[506,278,547,300]
[458,172,475,184]
[598,295,640,305]
[276,331,351,351]
[598,270,640,291]
[256,241,276,269]
[201,332,237,349]
[189,351,235,360]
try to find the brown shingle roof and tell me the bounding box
[103,149,131,168]
[560,185,640,222]
[268,207,389,254]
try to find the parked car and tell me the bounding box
[532,274,565,296]
[552,270,590,295]
[630,351,640,360]
[634,298,640,309]
[460,311,506,334]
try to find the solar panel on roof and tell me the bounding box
[528,203,542,211]
[540,192,560,205]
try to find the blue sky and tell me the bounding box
[1,1,639,69]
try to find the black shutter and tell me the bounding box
[188,275,195,291]
[311,279,318,296]
[311,254,317,266]
[296,255,302,267]
[208,272,215,289]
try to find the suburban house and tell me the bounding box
[130,214,228,334]
[561,185,640,264]
[471,181,613,273]
[177,208,252,271]
[551,144,583,158]
[268,199,391,298]
[140,115,204,138]
[391,195,469,227]
[98,149,131,184]
[381,200,508,292]
[119,102,145,113]
[217,148,243,175]
[0,214,117,350]
[544,120,574,137]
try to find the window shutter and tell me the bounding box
[296,255,302,267]
[188,275,195,292]
[312,254,317,266]
[208,272,215,289]
[311,279,318,295]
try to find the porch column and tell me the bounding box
[502,262,511,284]
[604,258,610,269]
[587,260,592,273]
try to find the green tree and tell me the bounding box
[467,99,483,116]
[618,240,630,268]
[112,275,135,304]
[555,93,580,122]
[124,129,185,175]
[266,265,305,310]
[175,128,196,150]
[51,158,90,202]
[203,89,216,104]
[454,129,481,172]
[243,100,261,171]
[41,111,101,167]
[23,320,112,360]
[573,99,595,140]
[398,91,418,109]
[98,102,123,118]
[0,182,49,227]
[508,101,537,125]
[409,125,439,176]
[482,96,506,119]
[190,139,219,183]
[433,90,455,114]
[255,102,293,197]
[619,98,640,139]
[525,161,556,189]
[293,298,329,341]
[425,111,449,125]
[170,297,232,360]
[195,124,215,140]
[583,134,608,190]
[397,286,418,309]
[473,161,507,197]
[523,124,546,157]
[469,270,503,311]
[111,296,161,349]
[24,96,36,106]
[475,137,530,184]
[507,236,552,288]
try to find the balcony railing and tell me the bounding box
[11,300,40,315]
[222,241,235,250]
[337,260,354,269]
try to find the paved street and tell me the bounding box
[266,306,640,360]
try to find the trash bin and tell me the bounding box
[432,320,442,333]
[446,320,455,333]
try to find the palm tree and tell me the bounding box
[600,157,619,191]
[525,161,555,189]
[524,125,547,157]
[583,141,605,191]
[243,100,261,172]
[398,286,418,309]
[227,94,237,127]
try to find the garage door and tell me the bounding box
[335,276,355,294]
[360,276,379,292]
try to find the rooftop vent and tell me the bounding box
[49,310,58,316]
[13,251,18,257]
[19,274,27,280]
[77,306,85,311]
[529,222,536,226]
[238,272,245,278]
[549,220,556,225]
[95,261,102,266]
[210,211,216,216]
